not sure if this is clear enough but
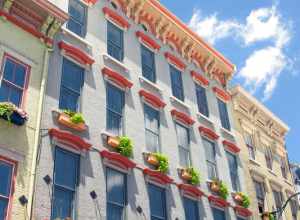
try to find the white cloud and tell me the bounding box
[188,6,293,101]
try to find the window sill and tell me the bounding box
[139,76,163,93]
[103,53,129,73]
[101,130,117,139]
[61,27,92,48]
[267,169,277,177]
[170,96,190,109]
[284,179,293,186]
[197,112,214,125]
[220,127,235,138]
[249,159,261,167]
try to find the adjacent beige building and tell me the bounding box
[231,85,298,220]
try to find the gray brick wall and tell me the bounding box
[33,1,247,220]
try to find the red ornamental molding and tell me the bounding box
[83,0,98,5]
[190,71,209,86]
[208,195,230,208]
[212,87,231,102]
[58,41,94,66]
[222,140,240,154]
[49,128,92,151]
[164,52,186,71]
[143,168,173,185]
[234,206,252,217]
[139,90,166,109]
[177,184,204,199]
[100,150,136,170]
[198,126,219,140]
[102,7,130,29]
[102,67,133,89]
[171,109,195,126]
[136,31,161,51]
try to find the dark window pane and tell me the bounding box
[196,85,209,117]
[144,104,160,152]
[107,22,124,61]
[0,83,9,103]
[148,184,166,220]
[203,138,217,180]
[145,130,159,153]
[9,87,22,107]
[0,198,8,220]
[67,0,86,37]
[52,187,74,220]
[59,87,80,111]
[107,203,124,220]
[218,99,231,131]
[14,64,26,87]
[107,168,126,204]
[226,152,239,191]
[170,65,184,101]
[141,45,156,82]
[212,208,226,220]
[184,197,199,220]
[3,59,14,82]
[0,161,13,197]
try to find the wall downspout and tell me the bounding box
[28,45,52,220]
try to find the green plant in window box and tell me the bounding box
[150,153,169,173]
[234,192,250,208]
[210,179,229,200]
[63,110,85,124]
[0,102,27,125]
[181,167,200,185]
[115,136,133,158]
[0,102,14,121]
[219,181,229,200]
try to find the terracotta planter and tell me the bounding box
[107,136,120,148]
[234,193,243,203]
[181,169,192,181]
[147,154,159,166]
[210,182,220,193]
[58,113,86,132]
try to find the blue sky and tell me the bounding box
[160,0,300,162]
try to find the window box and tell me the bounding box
[144,152,169,173]
[147,153,159,166]
[181,168,192,181]
[0,102,27,126]
[232,192,250,208]
[179,167,200,185]
[105,135,133,158]
[107,136,120,148]
[57,111,86,132]
[208,179,229,200]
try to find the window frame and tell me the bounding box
[203,137,218,180]
[67,0,87,37]
[58,57,85,112]
[265,147,273,170]
[253,179,265,213]
[0,53,30,108]
[169,65,184,101]
[280,157,288,179]
[183,196,200,220]
[217,98,231,131]
[106,82,125,136]
[51,147,80,220]
[244,132,255,160]
[148,183,167,220]
[195,84,209,117]
[106,167,127,220]
[141,44,156,83]
[272,189,283,210]
[107,21,124,62]
[211,207,226,220]
[0,156,16,220]
[175,122,191,167]
[226,151,240,191]
[144,104,160,153]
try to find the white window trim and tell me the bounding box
[220,127,235,138]
[197,112,214,125]
[61,26,92,48]
[103,158,131,174]
[104,15,129,31]
[103,74,130,93]
[50,139,87,157]
[61,52,90,70]
[139,75,163,93]
[102,53,129,73]
[249,158,262,167]
[170,96,190,109]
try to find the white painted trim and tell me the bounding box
[220,127,235,138]
[61,50,91,70]
[138,39,158,53]
[249,159,261,167]
[145,176,168,189]
[0,146,25,162]
[267,169,278,177]
[61,27,93,48]
[139,75,163,93]
[104,15,128,31]
[102,53,129,73]
[170,96,190,109]
[102,157,131,174]
[51,138,87,157]
[197,112,214,125]
[103,74,129,93]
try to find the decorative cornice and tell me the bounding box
[100,150,136,170]
[164,52,186,71]
[222,140,240,154]
[139,89,166,109]
[208,195,230,208]
[83,0,98,6]
[171,109,195,126]
[213,87,231,102]
[58,41,95,66]
[48,128,92,151]
[102,7,130,30]
[234,206,252,217]
[190,70,209,86]
[136,31,161,51]
[177,183,204,199]
[102,67,133,89]
[198,126,219,140]
[143,168,173,185]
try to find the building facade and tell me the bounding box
[0,1,67,220]
[230,86,299,220]
[32,0,255,220]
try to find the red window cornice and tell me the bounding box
[83,0,98,5]
[102,7,130,29]
[49,128,92,151]
[139,89,166,109]
[212,87,231,102]
[164,52,186,71]
[208,195,230,208]
[143,168,173,185]
[102,67,133,89]
[177,184,204,199]
[198,126,219,140]
[136,31,161,51]
[190,71,209,86]
[222,140,240,154]
[171,109,195,126]
[100,150,136,170]
[234,206,252,217]
[58,41,95,66]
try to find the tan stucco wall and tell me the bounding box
[0,18,45,220]
[232,97,298,220]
